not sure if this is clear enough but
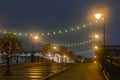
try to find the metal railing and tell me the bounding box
[99,55,120,80]
[0,55,45,71]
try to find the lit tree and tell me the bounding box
[67,50,78,62]
[59,46,67,55]
[41,43,55,57]
[0,33,22,76]
[58,46,68,63]
[67,50,74,58]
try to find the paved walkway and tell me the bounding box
[46,63,106,80]
[0,62,69,80]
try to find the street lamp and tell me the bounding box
[34,36,39,40]
[53,46,57,50]
[94,34,101,44]
[94,34,99,39]
[94,46,98,50]
[94,6,105,48]
[31,35,39,62]
[95,13,102,20]
[63,55,66,63]
[95,5,106,71]
[94,55,97,58]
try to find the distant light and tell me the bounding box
[34,36,38,40]
[53,32,56,35]
[63,55,66,58]
[89,22,92,25]
[30,33,33,36]
[3,31,6,34]
[53,46,57,50]
[24,33,28,36]
[83,42,85,44]
[94,55,97,58]
[94,34,99,39]
[83,24,86,27]
[89,40,91,42]
[14,33,17,35]
[9,32,11,34]
[47,33,50,35]
[77,26,80,29]
[86,41,88,43]
[65,30,68,32]
[80,43,82,45]
[58,31,62,33]
[94,61,97,63]
[94,46,98,50]
[41,33,44,36]
[19,33,22,36]
[71,28,74,31]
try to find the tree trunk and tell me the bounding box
[3,54,13,76]
[16,56,19,63]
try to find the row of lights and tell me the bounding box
[93,5,106,64]
[0,22,92,37]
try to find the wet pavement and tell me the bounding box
[47,63,106,80]
[0,62,106,80]
[0,62,68,80]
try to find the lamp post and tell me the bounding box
[53,46,57,50]
[31,36,39,62]
[63,55,66,63]
[94,34,100,43]
[94,34,99,39]
[94,46,98,50]
[94,5,106,71]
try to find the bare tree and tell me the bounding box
[0,33,22,76]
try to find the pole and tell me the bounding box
[31,42,34,62]
[3,53,12,76]
[103,10,107,72]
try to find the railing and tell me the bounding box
[0,55,48,72]
[99,55,120,80]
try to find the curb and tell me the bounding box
[42,64,74,80]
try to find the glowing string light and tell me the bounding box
[40,39,95,47]
[77,50,94,54]
[0,22,93,37]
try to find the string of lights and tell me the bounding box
[40,39,95,47]
[0,22,95,47]
[0,22,92,37]
[76,49,94,54]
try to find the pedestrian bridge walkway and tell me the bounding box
[44,63,106,80]
[0,62,72,80]
[0,62,106,80]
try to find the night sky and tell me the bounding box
[0,0,120,53]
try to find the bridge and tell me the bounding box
[0,45,119,80]
[0,1,119,80]
[0,62,105,80]
[95,45,120,80]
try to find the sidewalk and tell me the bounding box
[45,63,106,80]
[0,62,72,80]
